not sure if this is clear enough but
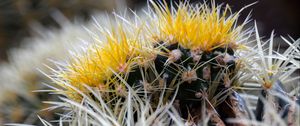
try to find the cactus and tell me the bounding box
[4,0,298,126]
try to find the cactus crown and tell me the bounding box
[151,1,244,52]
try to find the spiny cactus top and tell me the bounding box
[48,1,299,126]
[58,1,244,96]
[151,2,243,52]
[58,27,156,99]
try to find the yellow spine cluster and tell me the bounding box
[152,2,243,51]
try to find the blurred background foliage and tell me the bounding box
[0,0,299,125]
